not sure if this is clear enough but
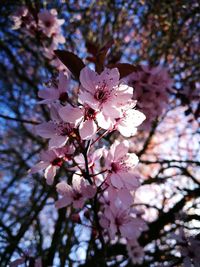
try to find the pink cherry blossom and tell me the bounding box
[79,67,133,129]
[38,9,64,38]
[36,120,75,148]
[99,203,145,240]
[56,145,75,160]
[105,140,140,190]
[35,104,75,148]
[38,72,70,104]
[11,7,66,72]
[114,102,146,137]
[59,104,99,140]
[11,6,34,30]
[56,174,96,209]
[29,149,63,185]
[74,148,103,170]
[105,186,134,208]
[126,65,172,129]
[127,240,144,264]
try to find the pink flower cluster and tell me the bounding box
[30,65,146,261]
[125,65,173,129]
[11,6,34,31]
[11,7,66,70]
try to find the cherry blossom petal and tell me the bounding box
[92,148,104,162]
[50,103,63,121]
[118,84,133,94]
[44,165,56,185]
[113,93,132,107]
[99,68,120,88]
[96,112,113,129]
[119,172,140,190]
[120,222,138,239]
[130,110,146,127]
[49,135,68,148]
[83,185,96,198]
[58,72,69,92]
[110,141,129,162]
[72,174,82,192]
[56,181,72,195]
[79,120,97,140]
[74,154,85,166]
[118,189,133,207]
[55,196,72,209]
[40,150,57,161]
[102,103,121,118]
[78,91,99,109]
[109,223,117,240]
[29,162,49,174]
[110,173,124,189]
[99,216,109,228]
[35,122,56,138]
[128,153,139,167]
[80,66,98,92]
[59,106,83,125]
[117,124,137,137]
[58,18,65,26]
[38,88,59,101]
[73,199,85,209]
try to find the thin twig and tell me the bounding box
[0,114,39,125]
